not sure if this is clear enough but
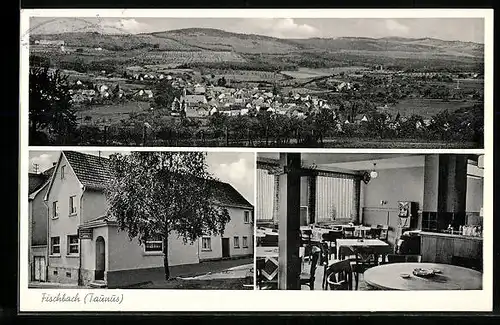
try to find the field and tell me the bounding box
[281,66,368,79]
[141,51,246,66]
[76,102,151,124]
[386,99,482,118]
[215,70,286,83]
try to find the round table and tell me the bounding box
[363,262,482,290]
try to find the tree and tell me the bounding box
[105,152,231,280]
[29,67,77,144]
[154,80,182,109]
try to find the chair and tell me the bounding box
[256,258,277,290]
[300,249,321,290]
[378,225,389,241]
[367,228,382,239]
[322,231,343,260]
[260,234,278,247]
[338,245,355,260]
[405,255,422,263]
[343,226,356,239]
[324,259,353,290]
[301,229,313,263]
[352,246,379,290]
[386,254,406,264]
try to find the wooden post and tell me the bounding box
[278,153,301,290]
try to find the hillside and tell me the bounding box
[31,28,484,58]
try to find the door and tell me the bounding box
[222,238,230,258]
[33,256,46,282]
[95,236,105,281]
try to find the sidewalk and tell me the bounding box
[109,257,253,288]
[28,282,81,289]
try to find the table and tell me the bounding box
[336,238,390,259]
[363,262,483,290]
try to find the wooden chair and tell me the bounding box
[300,249,321,290]
[261,234,278,247]
[367,228,382,239]
[256,258,277,290]
[322,230,343,260]
[386,254,407,264]
[343,226,356,239]
[325,259,353,290]
[338,245,356,260]
[352,246,379,290]
[405,254,422,263]
[301,229,313,264]
[378,225,389,241]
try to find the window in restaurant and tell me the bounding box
[315,175,357,222]
[256,168,275,222]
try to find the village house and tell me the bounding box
[40,151,254,288]
[28,166,55,283]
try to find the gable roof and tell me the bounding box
[28,173,49,195]
[62,151,112,191]
[209,179,253,209]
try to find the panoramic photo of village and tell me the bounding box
[28,17,484,148]
[28,150,255,289]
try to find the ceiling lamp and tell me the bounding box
[370,163,379,179]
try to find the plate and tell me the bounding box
[412,268,436,277]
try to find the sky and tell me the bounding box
[28,151,255,205]
[30,17,484,43]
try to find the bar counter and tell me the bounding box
[420,231,483,267]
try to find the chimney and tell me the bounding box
[53,162,56,166]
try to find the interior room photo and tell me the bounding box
[255,153,484,291]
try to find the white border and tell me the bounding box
[20,9,493,312]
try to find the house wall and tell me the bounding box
[81,189,108,223]
[361,166,424,245]
[32,185,49,246]
[107,227,199,272]
[80,226,108,286]
[47,154,84,284]
[199,206,254,261]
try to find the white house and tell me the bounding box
[43,151,254,288]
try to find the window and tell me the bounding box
[202,237,211,251]
[244,211,250,223]
[52,201,59,219]
[242,236,248,248]
[69,196,76,215]
[315,175,357,222]
[67,235,79,254]
[50,237,60,255]
[233,236,240,248]
[61,165,66,179]
[144,235,163,253]
[256,169,275,222]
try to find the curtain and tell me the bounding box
[315,175,356,222]
[257,169,275,221]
